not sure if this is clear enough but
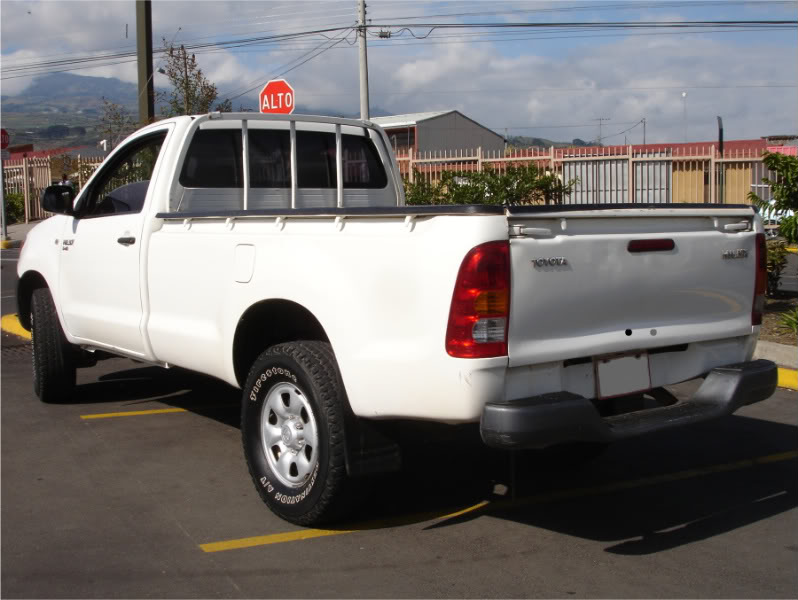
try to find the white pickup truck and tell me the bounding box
[17,113,777,525]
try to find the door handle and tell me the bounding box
[117,236,136,245]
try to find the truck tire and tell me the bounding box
[241,341,351,526]
[31,287,76,403]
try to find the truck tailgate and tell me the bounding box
[506,206,759,368]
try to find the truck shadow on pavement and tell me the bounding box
[75,363,241,428]
[75,361,797,556]
[395,416,797,556]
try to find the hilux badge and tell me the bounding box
[722,249,748,259]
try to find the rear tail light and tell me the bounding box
[446,241,510,358]
[752,233,767,326]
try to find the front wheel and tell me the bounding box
[241,341,351,526]
[30,287,76,403]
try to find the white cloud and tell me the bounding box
[1,1,796,144]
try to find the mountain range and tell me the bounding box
[1,72,578,151]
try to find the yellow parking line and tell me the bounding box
[778,368,797,390]
[200,500,490,553]
[200,528,355,552]
[199,451,796,553]
[1,314,31,340]
[80,407,188,419]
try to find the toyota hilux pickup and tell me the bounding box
[17,113,777,525]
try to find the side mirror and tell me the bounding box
[41,185,75,215]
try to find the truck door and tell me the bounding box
[58,130,168,356]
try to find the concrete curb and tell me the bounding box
[1,314,30,340]
[0,239,23,250]
[754,340,796,370]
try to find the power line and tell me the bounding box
[219,28,356,102]
[3,18,794,81]
[371,0,795,21]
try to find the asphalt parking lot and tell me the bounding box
[1,333,796,598]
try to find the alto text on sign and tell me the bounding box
[259,79,295,115]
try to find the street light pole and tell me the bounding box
[681,91,688,142]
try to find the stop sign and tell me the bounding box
[0,129,8,150]
[259,79,295,114]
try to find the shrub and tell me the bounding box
[778,307,798,335]
[766,240,788,297]
[4,193,25,224]
[403,165,577,206]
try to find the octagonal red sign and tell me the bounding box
[259,79,295,114]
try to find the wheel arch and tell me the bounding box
[16,270,49,331]
[232,299,330,388]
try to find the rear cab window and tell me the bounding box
[173,121,393,212]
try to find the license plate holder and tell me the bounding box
[595,352,651,399]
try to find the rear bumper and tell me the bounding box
[480,359,778,449]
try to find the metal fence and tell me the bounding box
[2,155,105,222]
[396,145,772,205]
[1,145,778,222]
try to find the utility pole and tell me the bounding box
[357,0,370,120]
[593,117,610,145]
[136,0,155,125]
[642,117,646,144]
[717,116,725,203]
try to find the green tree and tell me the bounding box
[158,40,232,116]
[748,152,798,244]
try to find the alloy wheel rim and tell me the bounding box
[260,381,319,488]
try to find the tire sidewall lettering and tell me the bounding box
[249,366,298,402]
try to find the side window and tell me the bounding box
[179,129,243,188]
[82,132,167,217]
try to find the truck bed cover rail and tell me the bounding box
[157,203,754,220]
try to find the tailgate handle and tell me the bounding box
[723,221,751,232]
[510,225,553,238]
[628,239,675,253]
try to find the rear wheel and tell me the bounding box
[30,287,76,403]
[241,341,352,526]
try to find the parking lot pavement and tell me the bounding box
[2,345,796,599]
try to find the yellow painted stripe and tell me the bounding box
[785,246,797,254]
[80,407,188,419]
[778,368,797,390]
[200,500,490,553]
[200,527,355,552]
[199,451,796,553]
[1,313,31,340]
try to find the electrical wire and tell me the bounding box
[2,18,794,81]
[218,28,356,102]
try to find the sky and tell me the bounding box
[1,0,796,145]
